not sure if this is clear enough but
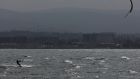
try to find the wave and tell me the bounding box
[1,64,34,68]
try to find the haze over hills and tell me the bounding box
[0,8,139,33]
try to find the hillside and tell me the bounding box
[0,8,139,33]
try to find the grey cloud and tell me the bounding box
[0,0,139,11]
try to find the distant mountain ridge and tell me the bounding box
[0,8,139,33]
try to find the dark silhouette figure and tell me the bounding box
[16,60,22,67]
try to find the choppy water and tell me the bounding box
[0,49,140,79]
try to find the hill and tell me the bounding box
[0,8,139,33]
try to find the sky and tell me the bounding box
[0,0,140,11]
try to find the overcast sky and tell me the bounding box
[0,0,139,11]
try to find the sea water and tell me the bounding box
[0,49,140,79]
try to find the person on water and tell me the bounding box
[16,59,22,67]
[16,55,32,67]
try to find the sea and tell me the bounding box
[0,49,140,79]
